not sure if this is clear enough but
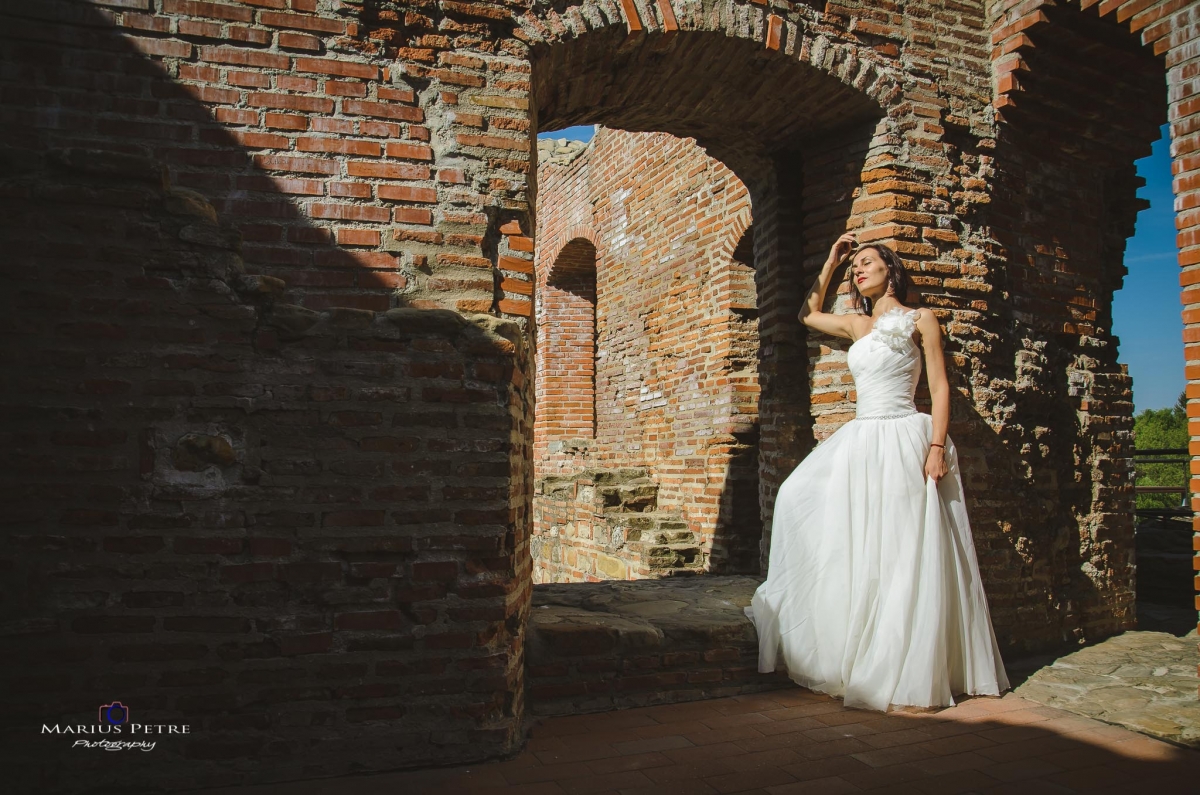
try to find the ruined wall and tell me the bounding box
[1,147,532,792]
[533,128,758,581]
[1,3,535,791]
[2,0,1199,790]
[979,1,1167,643]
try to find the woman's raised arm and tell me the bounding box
[798,232,858,340]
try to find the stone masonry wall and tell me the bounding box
[3,0,1200,790]
[533,128,759,581]
[533,467,704,580]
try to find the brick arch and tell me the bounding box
[723,208,755,264]
[524,5,904,188]
[543,226,600,284]
[532,126,767,580]
[990,0,1182,115]
[535,237,600,457]
[983,0,1200,645]
[524,4,922,572]
[519,0,905,117]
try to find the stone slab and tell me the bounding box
[527,576,790,715]
[1015,627,1200,747]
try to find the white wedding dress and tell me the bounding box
[745,307,1009,711]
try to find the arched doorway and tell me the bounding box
[521,10,898,715]
[529,21,892,580]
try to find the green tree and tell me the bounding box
[1133,390,1189,510]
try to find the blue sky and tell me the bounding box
[1114,125,1183,413]
[542,125,597,143]
[539,125,1184,413]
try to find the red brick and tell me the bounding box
[336,228,382,246]
[278,31,321,51]
[294,57,379,79]
[297,137,382,156]
[378,184,438,203]
[259,10,345,33]
[347,161,430,180]
[199,45,289,70]
[385,142,434,161]
[343,99,424,122]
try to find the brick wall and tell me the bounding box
[1,2,534,790]
[985,0,1200,655]
[2,0,1199,789]
[538,236,598,445]
[533,128,760,580]
[2,142,532,791]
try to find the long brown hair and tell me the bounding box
[848,243,913,315]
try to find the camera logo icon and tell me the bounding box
[99,702,130,725]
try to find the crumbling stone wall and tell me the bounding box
[533,128,759,581]
[534,467,704,580]
[2,0,1198,790]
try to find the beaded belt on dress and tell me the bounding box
[854,409,918,420]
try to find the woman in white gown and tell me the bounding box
[745,232,1010,712]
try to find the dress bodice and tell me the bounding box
[846,308,921,418]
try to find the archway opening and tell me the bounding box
[529,26,887,587]
[523,22,891,714]
[538,236,598,445]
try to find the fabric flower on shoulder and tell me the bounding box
[872,307,917,353]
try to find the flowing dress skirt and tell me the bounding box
[746,412,1010,711]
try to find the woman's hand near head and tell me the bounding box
[826,232,856,269]
[799,231,859,341]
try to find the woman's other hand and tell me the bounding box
[924,445,948,483]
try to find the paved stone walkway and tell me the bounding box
[1013,628,1200,748]
[197,688,1200,794]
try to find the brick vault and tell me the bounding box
[0,0,1195,791]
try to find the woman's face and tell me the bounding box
[851,247,890,300]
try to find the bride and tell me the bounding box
[745,232,1010,712]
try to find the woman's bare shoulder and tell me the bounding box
[911,307,941,338]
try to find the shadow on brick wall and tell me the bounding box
[971,5,1168,652]
[1,5,530,792]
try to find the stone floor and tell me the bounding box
[187,588,1200,794]
[528,576,788,716]
[196,688,1200,794]
[1012,617,1200,747]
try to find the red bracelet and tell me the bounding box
[930,443,945,448]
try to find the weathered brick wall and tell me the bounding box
[533,128,759,580]
[533,467,704,580]
[981,1,1167,644]
[2,144,532,791]
[1,2,535,790]
[536,235,597,446]
[3,0,1200,789]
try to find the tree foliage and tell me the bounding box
[1133,390,1189,510]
